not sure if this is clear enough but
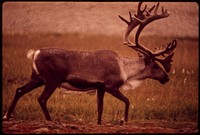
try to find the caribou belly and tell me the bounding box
[59,82,95,91]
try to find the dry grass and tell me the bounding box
[2,33,198,124]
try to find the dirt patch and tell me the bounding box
[2,119,198,134]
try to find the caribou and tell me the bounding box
[3,2,177,125]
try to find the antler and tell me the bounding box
[119,2,177,72]
[118,2,146,45]
[154,40,177,72]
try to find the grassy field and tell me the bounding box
[2,33,198,124]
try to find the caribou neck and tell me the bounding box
[120,56,147,81]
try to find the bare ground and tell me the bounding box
[2,119,198,134]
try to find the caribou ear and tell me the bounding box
[143,54,153,65]
[137,52,151,64]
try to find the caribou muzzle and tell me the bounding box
[159,75,169,84]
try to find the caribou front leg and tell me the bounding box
[107,88,130,125]
[97,88,105,125]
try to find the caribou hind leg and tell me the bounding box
[3,73,44,120]
[37,78,61,121]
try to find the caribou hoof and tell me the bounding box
[120,118,127,125]
[3,115,9,121]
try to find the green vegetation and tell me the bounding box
[2,33,198,124]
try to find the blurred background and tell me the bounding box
[3,2,198,38]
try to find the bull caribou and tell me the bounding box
[3,2,176,124]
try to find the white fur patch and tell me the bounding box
[120,80,141,91]
[33,50,40,74]
[3,112,8,120]
[118,58,128,81]
[27,49,35,59]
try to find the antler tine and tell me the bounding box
[118,2,147,51]
[154,2,160,15]
[146,5,155,16]
[118,11,134,25]
[118,15,130,25]
[119,12,139,45]
[149,4,156,12]
[129,12,132,20]
[137,2,147,16]
[154,39,177,57]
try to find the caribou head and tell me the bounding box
[119,2,177,84]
